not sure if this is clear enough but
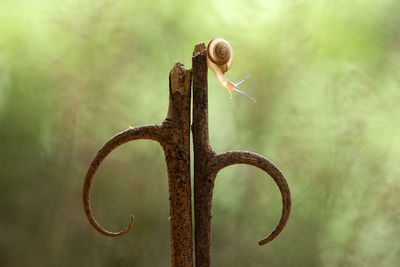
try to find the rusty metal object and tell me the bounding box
[82,43,291,267]
[83,63,193,266]
[192,43,291,266]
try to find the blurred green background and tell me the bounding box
[1,0,399,266]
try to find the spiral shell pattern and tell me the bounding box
[207,38,233,73]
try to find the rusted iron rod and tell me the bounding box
[83,63,193,267]
[192,43,291,267]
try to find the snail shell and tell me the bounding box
[207,38,234,73]
[206,37,255,101]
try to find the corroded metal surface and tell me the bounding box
[192,43,291,267]
[83,63,193,267]
[83,43,291,267]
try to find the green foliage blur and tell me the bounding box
[1,0,399,266]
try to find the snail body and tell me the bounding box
[206,38,255,102]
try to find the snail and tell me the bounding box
[207,37,256,102]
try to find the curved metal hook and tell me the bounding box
[213,150,291,246]
[82,125,163,237]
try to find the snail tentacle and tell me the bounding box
[233,73,256,102]
[233,86,256,102]
[234,73,251,87]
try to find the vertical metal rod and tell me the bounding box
[192,43,215,267]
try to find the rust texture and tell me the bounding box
[192,43,291,266]
[83,62,193,267]
[83,42,291,267]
